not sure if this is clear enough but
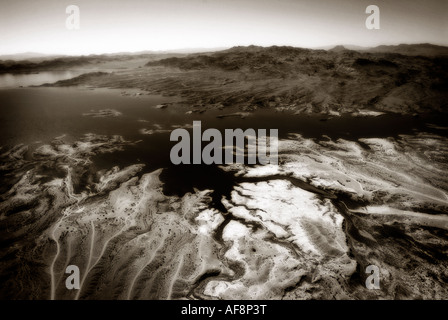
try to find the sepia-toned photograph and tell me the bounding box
[0,0,447,306]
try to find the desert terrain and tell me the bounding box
[0,44,447,299]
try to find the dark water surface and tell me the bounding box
[1,86,447,205]
[0,71,87,88]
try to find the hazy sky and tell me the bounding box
[0,0,446,55]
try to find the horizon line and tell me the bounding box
[1,41,447,58]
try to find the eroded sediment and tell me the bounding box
[1,130,447,299]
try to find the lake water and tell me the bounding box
[0,71,87,88]
[1,73,447,205]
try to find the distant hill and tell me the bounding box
[0,52,187,74]
[328,43,448,57]
[366,43,448,56]
[145,45,321,74]
[3,43,446,74]
[14,43,447,115]
[0,52,66,61]
[126,45,448,114]
[0,47,227,63]
[328,45,351,53]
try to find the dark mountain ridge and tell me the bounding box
[35,43,448,115]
